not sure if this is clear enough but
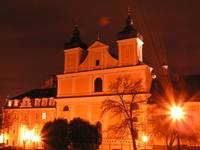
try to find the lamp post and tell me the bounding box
[169,105,185,150]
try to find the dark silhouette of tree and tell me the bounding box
[69,118,102,150]
[102,75,147,150]
[41,119,70,150]
[41,118,101,150]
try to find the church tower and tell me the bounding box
[117,9,143,67]
[63,25,87,73]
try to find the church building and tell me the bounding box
[3,12,153,150]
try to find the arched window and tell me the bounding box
[63,105,69,111]
[94,78,102,92]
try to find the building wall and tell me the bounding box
[57,65,152,97]
[3,97,56,149]
[117,38,143,66]
[56,94,150,150]
[79,41,118,71]
[57,37,151,149]
[3,35,154,150]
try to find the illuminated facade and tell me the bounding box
[56,12,152,149]
[3,88,56,149]
[2,12,154,149]
[3,9,200,149]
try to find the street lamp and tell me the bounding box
[20,126,41,149]
[169,105,185,122]
[169,104,185,150]
[142,134,149,150]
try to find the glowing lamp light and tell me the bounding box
[169,105,185,121]
[20,126,41,142]
[23,129,33,141]
[32,135,41,142]
[0,134,4,143]
[142,135,149,143]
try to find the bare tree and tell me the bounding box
[148,104,200,150]
[149,112,176,150]
[102,75,148,150]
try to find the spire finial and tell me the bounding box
[126,7,133,25]
[128,6,131,15]
[72,24,80,41]
[97,33,100,41]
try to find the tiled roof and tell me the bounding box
[10,88,57,100]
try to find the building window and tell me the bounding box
[41,98,48,106]
[42,112,46,120]
[63,106,69,111]
[35,99,41,107]
[94,78,102,92]
[24,113,28,121]
[35,113,38,120]
[14,113,17,120]
[14,100,18,107]
[8,101,12,107]
[96,60,100,66]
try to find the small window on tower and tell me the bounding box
[96,60,100,66]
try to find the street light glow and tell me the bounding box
[142,135,149,143]
[20,126,41,142]
[169,105,185,121]
[0,134,3,143]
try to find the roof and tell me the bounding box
[149,74,200,103]
[64,25,87,50]
[10,88,57,100]
[117,13,138,40]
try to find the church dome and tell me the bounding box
[117,10,139,40]
[64,25,87,50]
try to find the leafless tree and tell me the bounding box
[149,111,176,150]
[148,104,200,150]
[102,75,147,150]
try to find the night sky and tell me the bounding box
[0,0,200,104]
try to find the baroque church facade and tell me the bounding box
[3,12,153,149]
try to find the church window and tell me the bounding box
[63,105,69,111]
[96,60,100,66]
[94,78,102,92]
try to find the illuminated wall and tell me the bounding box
[3,97,56,149]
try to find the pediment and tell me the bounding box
[88,41,108,49]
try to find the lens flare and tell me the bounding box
[169,105,185,122]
